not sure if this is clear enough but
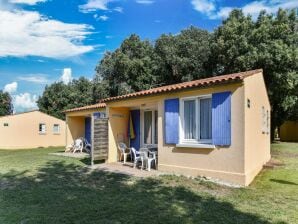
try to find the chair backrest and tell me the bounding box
[131,147,138,158]
[139,148,149,160]
[74,139,83,147]
[118,142,127,153]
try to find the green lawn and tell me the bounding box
[0,143,297,224]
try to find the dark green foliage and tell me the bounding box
[37,77,95,120]
[0,90,13,116]
[95,34,158,96]
[95,28,211,96]
[209,9,298,137]
[155,26,211,84]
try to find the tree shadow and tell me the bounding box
[270,179,298,185]
[0,161,270,224]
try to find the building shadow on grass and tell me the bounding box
[0,161,270,224]
[270,178,298,185]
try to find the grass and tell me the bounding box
[0,143,297,224]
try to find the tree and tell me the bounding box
[0,90,13,116]
[95,34,157,97]
[209,9,298,139]
[37,77,95,120]
[155,26,211,84]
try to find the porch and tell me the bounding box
[92,162,162,178]
[107,100,160,170]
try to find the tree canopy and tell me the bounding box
[0,91,13,116]
[37,77,95,120]
[38,8,297,137]
[209,9,298,135]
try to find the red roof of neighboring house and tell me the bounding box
[101,69,262,102]
[64,103,106,113]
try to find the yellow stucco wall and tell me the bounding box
[107,83,248,185]
[66,116,85,146]
[0,111,65,149]
[244,72,271,185]
[65,108,105,146]
[107,107,129,163]
[280,121,298,142]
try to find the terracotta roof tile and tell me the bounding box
[64,103,106,113]
[101,69,262,102]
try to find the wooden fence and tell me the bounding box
[91,117,109,165]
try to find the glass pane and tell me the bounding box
[184,100,196,139]
[200,98,212,139]
[144,111,152,144]
[53,124,60,133]
[154,110,158,144]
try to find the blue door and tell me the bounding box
[130,110,140,150]
[85,117,91,144]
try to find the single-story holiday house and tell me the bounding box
[0,110,66,149]
[65,69,271,186]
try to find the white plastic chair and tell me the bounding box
[118,143,131,164]
[72,139,84,153]
[131,147,142,168]
[140,149,156,171]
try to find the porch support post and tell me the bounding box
[91,114,94,166]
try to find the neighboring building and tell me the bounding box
[0,110,66,149]
[279,121,298,142]
[66,69,271,186]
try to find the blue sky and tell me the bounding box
[0,0,297,112]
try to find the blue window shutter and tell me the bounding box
[130,110,140,150]
[212,91,231,146]
[164,98,179,144]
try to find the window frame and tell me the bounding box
[179,94,212,145]
[39,123,46,134]
[53,124,60,134]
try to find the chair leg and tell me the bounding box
[148,160,151,171]
[123,154,127,164]
[133,160,137,168]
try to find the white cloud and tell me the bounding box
[9,0,46,5]
[18,74,49,84]
[191,0,215,15]
[61,68,72,84]
[14,93,37,111]
[94,14,109,21]
[114,6,123,12]
[136,0,154,4]
[4,82,18,94]
[79,0,114,13]
[99,15,109,21]
[192,0,298,20]
[0,9,94,58]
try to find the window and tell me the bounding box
[180,95,212,144]
[261,107,270,135]
[266,110,270,134]
[142,110,158,146]
[53,124,60,134]
[262,106,266,134]
[39,123,46,134]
